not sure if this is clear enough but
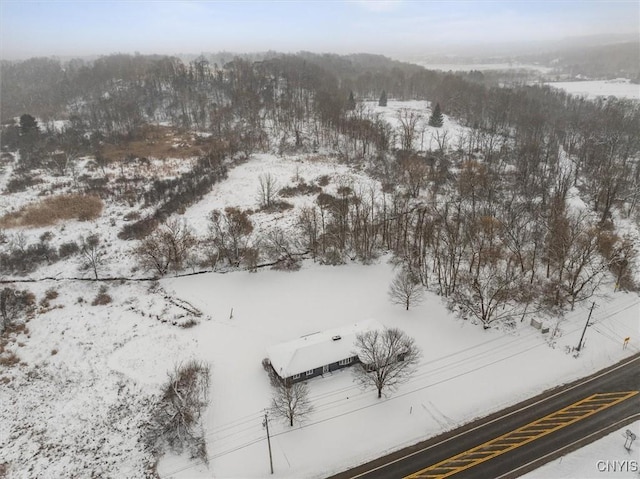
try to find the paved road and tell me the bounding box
[327,353,640,479]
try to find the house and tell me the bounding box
[266,320,384,384]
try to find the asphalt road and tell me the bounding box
[327,353,640,479]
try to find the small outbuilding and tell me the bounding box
[266,320,384,384]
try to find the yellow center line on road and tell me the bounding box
[404,391,639,479]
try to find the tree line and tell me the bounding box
[1,51,638,327]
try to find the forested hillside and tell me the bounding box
[1,52,639,324]
[1,50,639,478]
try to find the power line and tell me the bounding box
[160,297,639,477]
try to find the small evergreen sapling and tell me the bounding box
[347,91,356,111]
[378,90,387,107]
[428,102,444,127]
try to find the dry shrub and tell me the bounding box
[180,318,198,329]
[102,125,203,162]
[0,351,20,367]
[279,181,322,198]
[4,323,29,336]
[316,174,331,187]
[91,286,112,306]
[58,241,80,258]
[1,288,35,334]
[43,288,58,301]
[0,194,103,229]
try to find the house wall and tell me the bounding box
[282,355,360,384]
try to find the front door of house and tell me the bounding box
[322,365,329,374]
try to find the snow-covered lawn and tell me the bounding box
[155,260,640,478]
[522,421,639,479]
[1,249,637,478]
[546,79,640,101]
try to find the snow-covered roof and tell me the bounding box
[267,320,384,378]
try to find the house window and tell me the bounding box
[306,369,314,376]
[292,373,300,380]
[339,357,352,366]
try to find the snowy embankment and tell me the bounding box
[156,261,639,479]
[522,421,639,479]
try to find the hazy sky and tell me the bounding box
[1,0,638,60]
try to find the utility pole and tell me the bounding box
[263,411,274,474]
[576,301,596,352]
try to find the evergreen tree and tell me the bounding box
[19,114,38,134]
[428,102,444,127]
[347,91,356,111]
[18,113,41,169]
[378,90,387,107]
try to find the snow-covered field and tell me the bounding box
[366,100,470,152]
[2,259,636,478]
[0,280,195,478]
[546,79,640,101]
[182,152,379,238]
[411,62,553,73]
[154,261,639,478]
[1,100,639,478]
[522,421,639,479]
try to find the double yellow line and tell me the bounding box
[405,391,639,478]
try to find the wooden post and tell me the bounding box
[263,412,273,474]
[576,302,596,352]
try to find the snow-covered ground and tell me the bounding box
[182,152,379,238]
[410,62,553,73]
[2,260,636,478]
[546,79,640,101]
[2,101,639,478]
[522,421,639,479]
[365,100,471,152]
[153,261,639,478]
[0,280,198,478]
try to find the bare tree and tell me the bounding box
[398,154,429,198]
[134,219,196,276]
[602,234,637,291]
[162,218,197,275]
[258,173,279,209]
[431,129,449,152]
[271,380,313,427]
[389,268,424,311]
[263,227,303,270]
[451,265,526,329]
[147,360,211,464]
[397,109,422,151]
[298,206,320,259]
[544,208,609,310]
[80,234,105,279]
[353,328,421,398]
[207,208,254,267]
